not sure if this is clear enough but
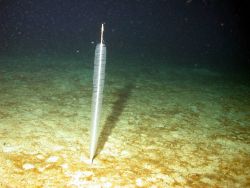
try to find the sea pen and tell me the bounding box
[90,24,106,163]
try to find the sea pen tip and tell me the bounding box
[100,23,104,44]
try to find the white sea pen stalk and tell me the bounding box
[90,24,106,163]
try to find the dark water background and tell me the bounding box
[0,0,250,73]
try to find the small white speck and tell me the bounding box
[121,150,130,156]
[53,145,64,151]
[136,178,143,187]
[46,156,59,163]
[2,146,18,153]
[60,163,68,169]
[103,182,112,187]
[36,154,44,160]
[23,163,35,170]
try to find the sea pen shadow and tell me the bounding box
[96,83,134,156]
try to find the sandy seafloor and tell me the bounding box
[0,55,249,187]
